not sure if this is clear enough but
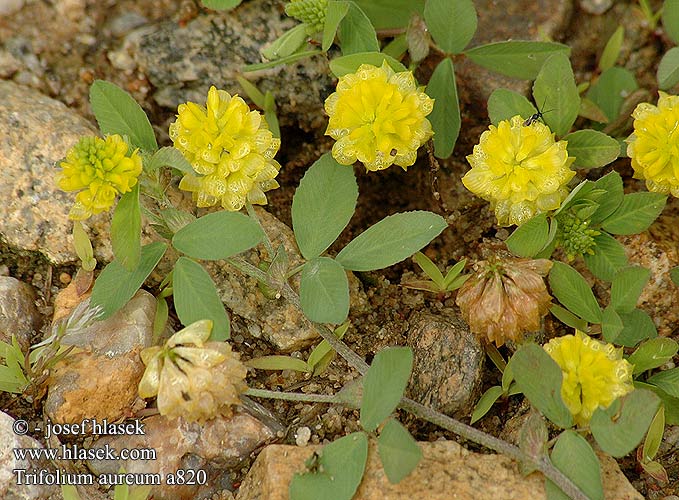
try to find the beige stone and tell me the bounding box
[236,440,642,500]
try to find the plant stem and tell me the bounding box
[246,203,275,257]
[236,223,590,500]
[245,388,342,404]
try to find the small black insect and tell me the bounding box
[305,451,324,474]
[523,98,552,126]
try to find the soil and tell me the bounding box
[1,0,678,499]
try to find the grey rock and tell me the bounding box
[45,290,155,424]
[0,276,42,351]
[0,0,24,16]
[105,11,149,38]
[0,411,59,500]
[88,411,275,500]
[129,0,333,132]
[0,80,102,266]
[406,312,484,418]
[0,81,161,270]
[579,0,614,14]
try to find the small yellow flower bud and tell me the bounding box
[544,330,634,427]
[57,135,143,220]
[169,86,281,211]
[626,91,679,197]
[463,116,575,226]
[324,62,434,172]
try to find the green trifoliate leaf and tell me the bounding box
[91,242,167,319]
[601,192,666,235]
[337,211,447,271]
[173,257,230,341]
[549,262,602,324]
[337,2,379,55]
[545,430,603,500]
[292,153,358,260]
[647,368,679,398]
[426,58,460,158]
[423,0,477,54]
[586,67,638,121]
[299,257,350,324]
[628,338,678,375]
[172,211,264,261]
[657,47,679,90]
[563,129,620,169]
[147,146,194,175]
[464,41,570,80]
[532,53,580,137]
[111,183,141,272]
[487,88,537,125]
[506,213,549,258]
[662,0,679,44]
[510,344,573,429]
[590,389,660,457]
[289,432,368,500]
[353,0,424,29]
[361,347,413,432]
[377,418,422,483]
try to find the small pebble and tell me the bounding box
[59,272,71,285]
[295,426,311,447]
[0,265,9,276]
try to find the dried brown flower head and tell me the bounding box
[456,258,553,346]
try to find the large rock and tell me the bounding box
[406,312,484,418]
[45,290,155,424]
[0,80,101,265]
[127,0,334,133]
[619,214,679,337]
[235,440,642,500]
[88,411,275,500]
[0,80,160,269]
[0,276,42,351]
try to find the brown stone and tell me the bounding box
[235,440,642,500]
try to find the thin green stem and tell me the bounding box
[246,203,275,257]
[286,264,306,279]
[245,388,342,404]
[235,218,589,500]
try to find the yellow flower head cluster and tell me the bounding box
[58,134,142,220]
[463,116,575,226]
[627,91,679,197]
[139,320,248,423]
[324,62,434,172]
[170,86,281,211]
[544,330,634,427]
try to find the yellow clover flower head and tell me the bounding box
[463,115,576,226]
[627,91,679,197]
[57,134,142,220]
[324,62,434,172]
[544,330,634,427]
[138,320,248,423]
[169,86,281,211]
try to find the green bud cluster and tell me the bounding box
[285,0,328,35]
[557,212,600,260]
